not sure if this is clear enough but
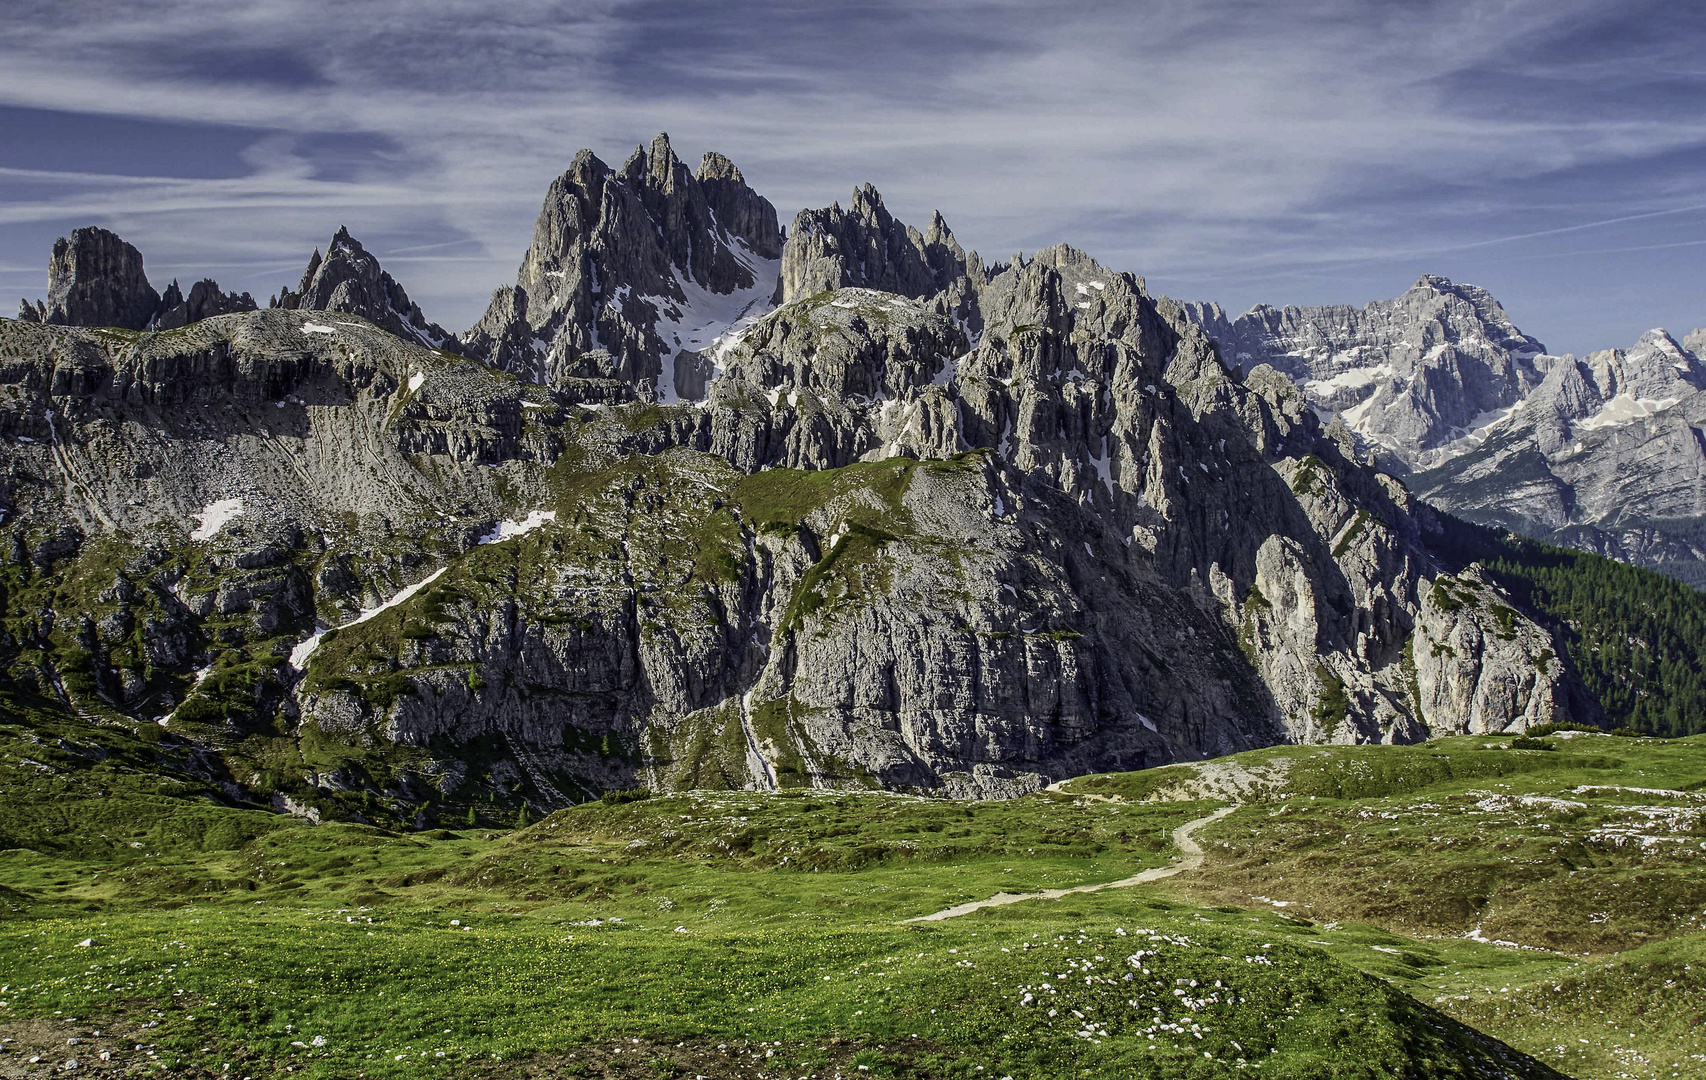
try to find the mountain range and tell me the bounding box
[1177,280,1706,587]
[4,132,1698,824]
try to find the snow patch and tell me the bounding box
[1092,435,1114,495]
[301,322,336,335]
[289,567,449,670]
[407,371,425,394]
[478,510,557,545]
[1458,403,1522,442]
[931,354,958,386]
[1303,364,1394,394]
[642,240,781,403]
[1576,392,1681,432]
[190,498,245,541]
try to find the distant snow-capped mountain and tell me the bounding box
[1177,280,1706,585]
[1411,326,1706,586]
[1175,275,1552,469]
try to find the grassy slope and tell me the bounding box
[4,692,1703,1077]
[1063,732,1706,1079]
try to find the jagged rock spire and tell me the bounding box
[775,184,981,332]
[271,228,451,350]
[44,227,159,330]
[460,134,782,395]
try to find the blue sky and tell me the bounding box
[1,0,1701,354]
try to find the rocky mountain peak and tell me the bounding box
[1578,327,1706,405]
[1175,274,1554,466]
[696,150,743,184]
[459,135,781,398]
[270,228,451,350]
[619,131,686,194]
[776,184,977,321]
[43,226,159,330]
[697,152,781,260]
[849,182,886,220]
[1410,319,1706,585]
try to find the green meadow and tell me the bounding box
[3,698,1704,1078]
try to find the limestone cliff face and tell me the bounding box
[1411,567,1583,733]
[0,155,1598,820]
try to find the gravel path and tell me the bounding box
[902,804,1238,922]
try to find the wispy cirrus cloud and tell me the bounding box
[0,0,1701,351]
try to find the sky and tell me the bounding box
[0,0,1702,355]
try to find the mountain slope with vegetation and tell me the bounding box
[5,135,1700,827]
[1429,517,1706,736]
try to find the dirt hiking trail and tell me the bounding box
[903,804,1238,922]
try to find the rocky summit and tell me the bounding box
[4,134,1682,831]
[460,132,781,400]
[271,226,454,350]
[15,225,257,331]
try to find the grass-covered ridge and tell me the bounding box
[1063,733,1706,955]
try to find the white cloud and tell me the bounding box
[0,0,1700,349]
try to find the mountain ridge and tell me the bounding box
[6,133,1695,827]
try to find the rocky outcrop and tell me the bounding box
[271,227,451,349]
[1177,275,1552,466]
[19,226,258,333]
[460,133,781,398]
[778,186,980,329]
[155,278,258,329]
[1410,567,1585,733]
[43,227,160,330]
